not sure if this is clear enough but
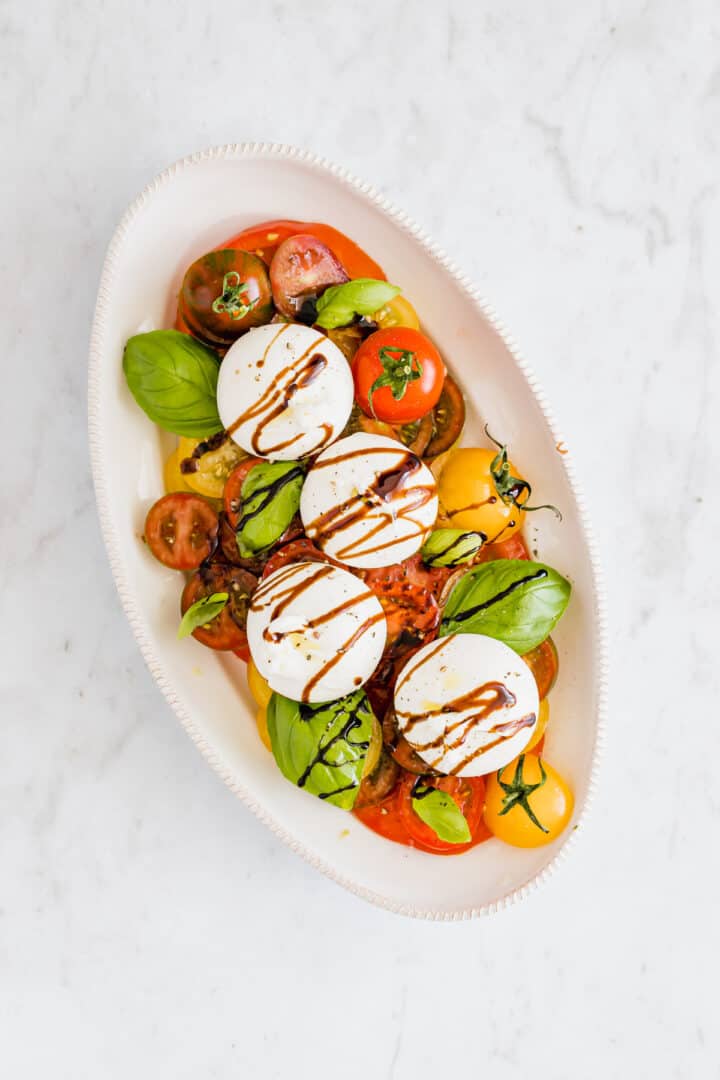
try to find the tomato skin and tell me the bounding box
[260,538,339,580]
[221,220,305,264]
[303,222,386,280]
[437,447,526,542]
[181,249,273,345]
[233,643,252,663]
[484,753,573,848]
[269,234,349,318]
[397,773,490,855]
[181,564,257,651]
[352,328,446,424]
[144,493,218,571]
[424,374,466,458]
[526,698,550,752]
[223,457,263,529]
[483,532,530,561]
[522,638,558,700]
[220,220,385,279]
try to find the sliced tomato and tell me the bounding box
[523,637,558,700]
[353,789,412,847]
[381,707,435,775]
[260,538,338,580]
[144,493,218,571]
[269,234,349,319]
[181,564,257,651]
[223,457,263,529]
[361,558,441,653]
[303,222,386,280]
[221,220,305,264]
[397,773,490,855]
[424,374,466,458]
[233,642,252,663]
[354,751,400,810]
[482,532,530,561]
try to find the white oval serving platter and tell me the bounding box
[88,144,606,919]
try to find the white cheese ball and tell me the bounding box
[394,633,539,776]
[217,324,354,461]
[300,432,438,569]
[246,561,387,703]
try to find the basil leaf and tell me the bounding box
[235,461,305,558]
[411,786,471,844]
[422,529,483,568]
[123,330,222,437]
[267,690,375,809]
[440,558,571,654]
[315,279,401,329]
[177,592,228,639]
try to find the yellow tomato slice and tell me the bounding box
[256,706,272,752]
[372,295,420,330]
[525,698,550,752]
[247,659,273,708]
[177,436,247,500]
[164,447,194,494]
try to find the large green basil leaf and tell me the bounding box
[267,690,375,809]
[236,461,305,558]
[411,785,471,844]
[123,330,222,436]
[315,279,400,329]
[439,558,571,654]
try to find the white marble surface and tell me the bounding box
[3,0,719,1076]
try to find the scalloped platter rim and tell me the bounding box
[88,144,606,919]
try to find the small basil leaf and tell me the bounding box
[235,461,305,557]
[421,529,483,568]
[439,558,571,654]
[411,787,471,844]
[123,330,222,437]
[178,592,228,639]
[267,690,375,809]
[315,279,401,329]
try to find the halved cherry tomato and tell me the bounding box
[397,773,490,855]
[361,559,440,653]
[484,753,573,848]
[526,698,550,752]
[181,564,257,651]
[260,538,338,580]
[144,493,218,571]
[303,223,386,280]
[437,446,528,542]
[270,234,349,318]
[222,220,304,264]
[352,328,446,424]
[177,436,248,501]
[372,294,420,330]
[181,249,273,346]
[424,374,466,458]
[222,457,263,529]
[523,637,558,700]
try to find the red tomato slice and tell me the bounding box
[483,532,530,561]
[181,564,257,651]
[361,558,441,652]
[397,773,490,855]
[223,457,263,529]
[144,493,218,571]
[220,220,304,264]
[233,642,252,663]
[260,538,339,580]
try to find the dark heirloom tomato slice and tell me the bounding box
[382,708,435,776]
[181,249,273,345]
[354,750,400,810]
[181,564,257,651]
[397,773,490,855]
[522,637,559,700]
[223,457,263,529]
[261,538,340,579]
[144,493,219,571]
[424,374,466,457]
[269,234,349,318]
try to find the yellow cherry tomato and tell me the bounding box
[437,446,527,540]
[484,753,573,848]
[163,446,194,494]
[247,659,273,709]
[372,294,420,330]
[525,698,550,752]
[177,436,247,500]
[255,706,272,752]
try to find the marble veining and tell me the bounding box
[2,0,719,1077]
